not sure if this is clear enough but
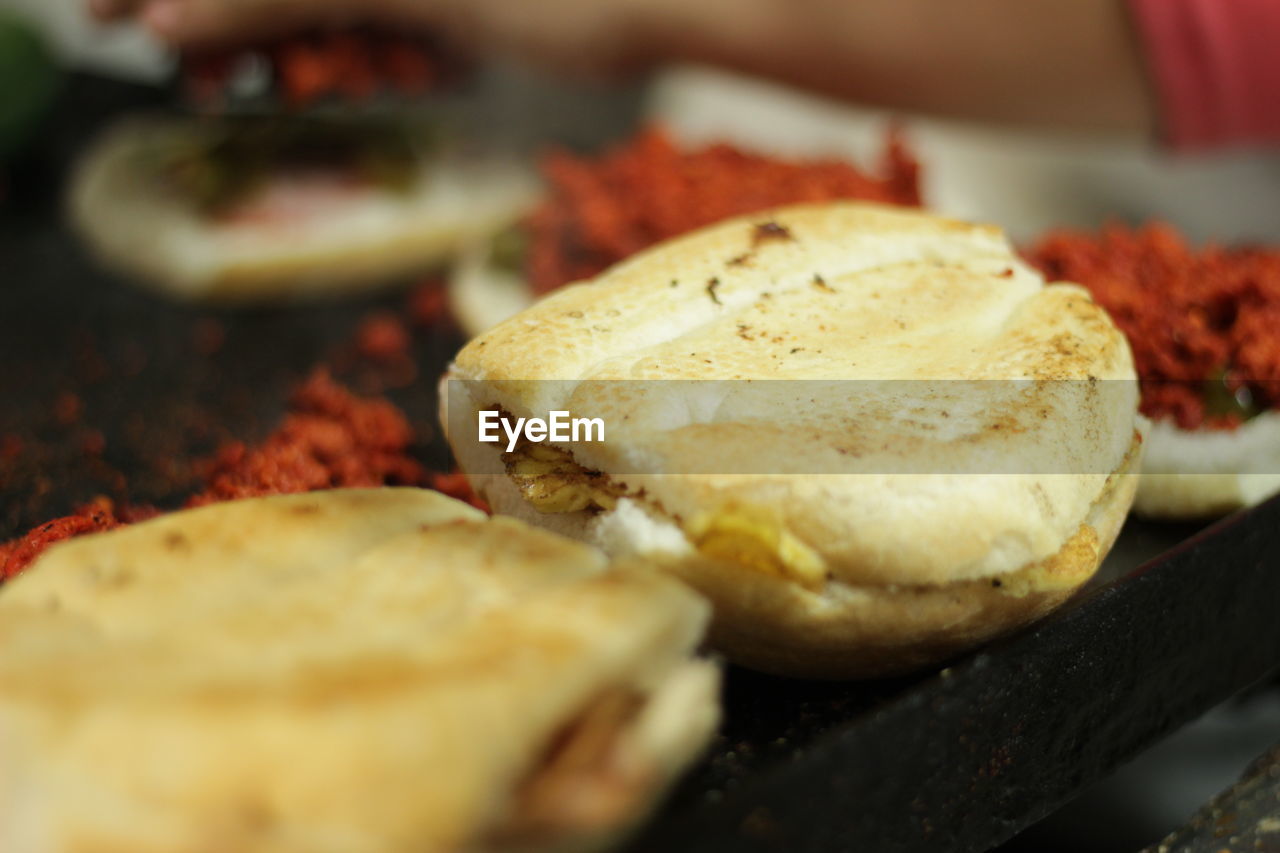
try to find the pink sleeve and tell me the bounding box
[1129,0,1280,150]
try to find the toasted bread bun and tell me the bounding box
[442,201,1142,678]
[1133,413,1280,518]
[0,488,717,853]
[70,117,539,304]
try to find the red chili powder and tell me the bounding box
[0,434,22,461]
[406,280,450,328]
[1,375,487,585]
[353,311,412,364]
[1025,223,1280,430]
[523,126,922,295]
[0,497,165,580]
[79,429,106,457]
[1,497,121,580]
[189,367,427,505]
[52,392,82,427]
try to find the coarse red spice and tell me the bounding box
[52,392,82,427]
[1025,223,1280,430]
[79,429,106,457]
[353,311,412,364]
[189,367,427,505]
[0,371,487,582]
[0,498,118,580]
[523,126,922,294]
[406,280,450,328]
[0,497,158,581]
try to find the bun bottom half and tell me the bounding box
[453,432,1142,680]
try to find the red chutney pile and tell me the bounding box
[1026,223,1280,430]
[0,369,484,582]
[523,126,922,295]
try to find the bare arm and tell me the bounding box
[635,0,1153,134]
[92,0,1153,134]
[629,0,1152,133]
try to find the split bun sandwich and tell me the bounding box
[0,488,717,853]
[71,115,538,303]
[443,202,1142,678]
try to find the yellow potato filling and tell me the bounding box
[686,511,829,590]
[504,444,626,514]
[503,446,830,589]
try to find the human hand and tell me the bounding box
[88,0,654,76]
[89,0,359,45]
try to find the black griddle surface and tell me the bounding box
[3,74,1275,853]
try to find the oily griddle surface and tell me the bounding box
[5,74,1272,853]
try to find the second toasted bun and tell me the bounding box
[0,489,716,852]
[70,117,539,304]
[444,201,1142,678]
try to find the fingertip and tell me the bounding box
[141,0,263,48]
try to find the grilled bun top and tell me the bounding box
[448,202,1140,588]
